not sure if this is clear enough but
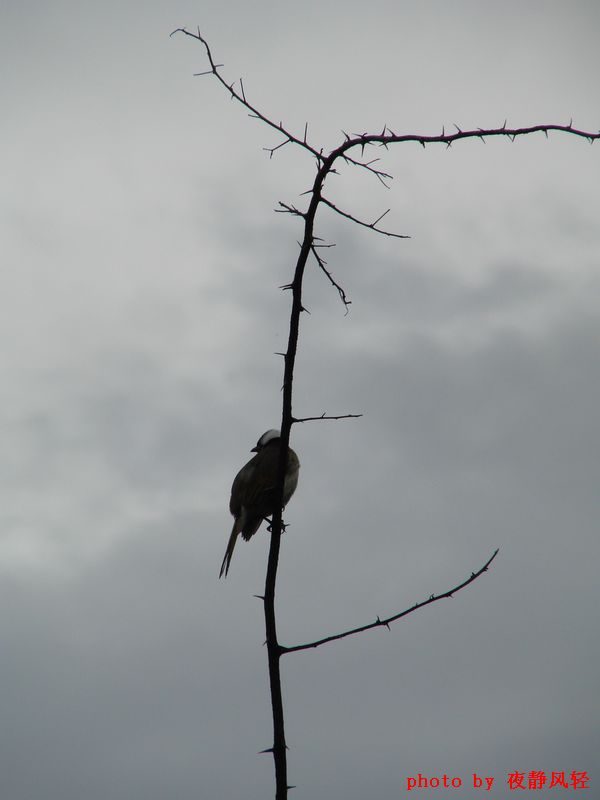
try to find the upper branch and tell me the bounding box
[171,27,323,161]
[336,123,599,155]
[172,31,599,163]
[282,549,499,654]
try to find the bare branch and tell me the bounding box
[292,413,363,424]
[340,153,394,186]
[172,27,323,162]
[333,123,600,156]
[321,197,410,239]
[282,550,499,654]
[265,138,293,158]
[310,243,351,309]
[276,201,305,217]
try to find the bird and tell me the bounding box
[219,429,300,578]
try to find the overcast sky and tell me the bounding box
[2,1,599,798]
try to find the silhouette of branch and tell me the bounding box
[276,201,305,218]
[170,27,322,161]
[340,151,394,186]
[282,549,499,654]
[336,122,599,153]
[321,197,410,239]
[292,413,363,424]
[310,242,351,308]
[172,28,600,163]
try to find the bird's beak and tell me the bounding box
[251,446,259,453]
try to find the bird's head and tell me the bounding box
[251,429,281,452]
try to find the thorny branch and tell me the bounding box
[292,412,363,424]
[173,26,598,800]
[171,27,323,162]
[321,197,410,239]
[282,550,499,654]
[309,242,351,309]
[172,26,599,312]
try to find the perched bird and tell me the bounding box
[219,429,300,578]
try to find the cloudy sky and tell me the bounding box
[2,1,599,798]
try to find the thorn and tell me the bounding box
[453,123,462,133]
[447,593,454,598]
[441,125,445,137]
[253,594,265,600]
[502,119,507,130]
[568,117,573,129]
[544,129,549,139]
[429,594,435,601]
[259,747,274,754]
[420,139,425,148]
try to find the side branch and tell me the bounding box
[282,549,499,655]
[310,242,351,308]
[292,413,363,423]
[321,197,410,239]
[336,123,599,156]
[171,27,322,161]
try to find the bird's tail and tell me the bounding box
[219,519,241,578]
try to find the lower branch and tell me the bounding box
[282,549,499,654]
